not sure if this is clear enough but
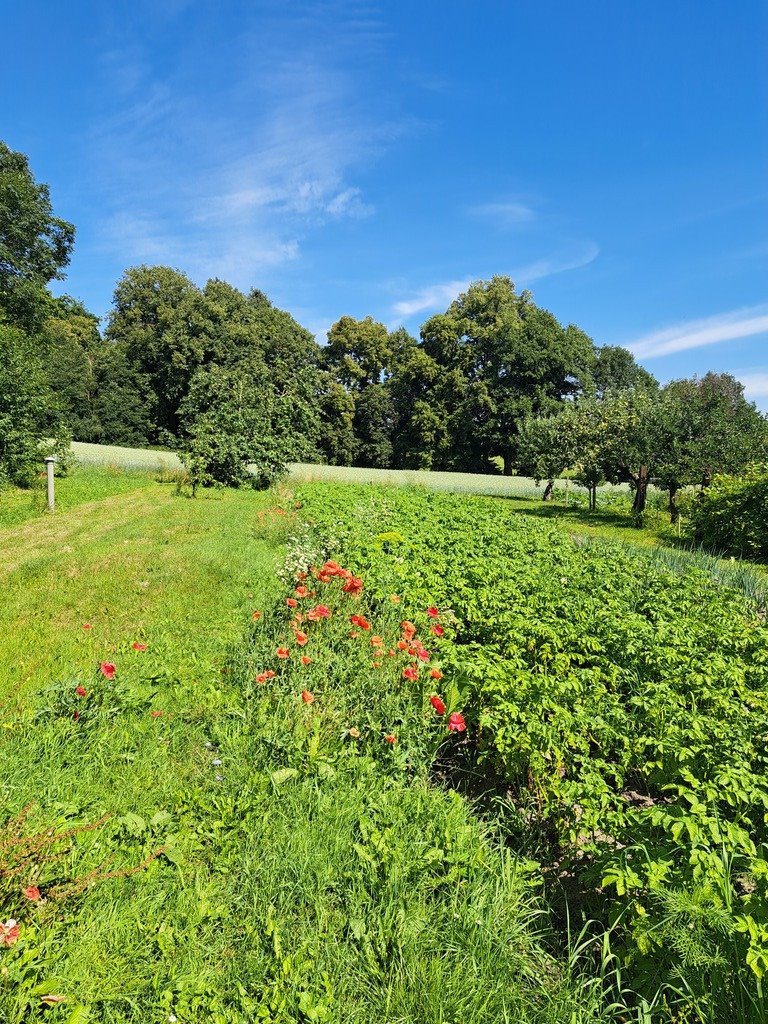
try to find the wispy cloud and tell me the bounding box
[89,2,395,285]
[468,200,536,226]
[627,306,768,359]
[393,280,473,318]
[392,243,599,319]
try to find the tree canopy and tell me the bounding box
[0,141,75,333]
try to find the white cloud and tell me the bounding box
[736,372,768,400]
[627,306,768,359]
[392,243,599,319]
[468,200,536,226]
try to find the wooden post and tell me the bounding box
[45,456,56,512]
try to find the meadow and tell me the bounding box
[0,463,766,1022]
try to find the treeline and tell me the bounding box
[45,268,659,468]
[2,137,767,502]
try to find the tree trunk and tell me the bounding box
[502,452,513,477]
[668,484,680,524]
[632,465,649,515]
[542,479,554,501]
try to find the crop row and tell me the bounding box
[289,483,768,1018]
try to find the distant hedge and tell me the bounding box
[690,464,768,561]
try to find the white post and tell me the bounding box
[45,456,56,512]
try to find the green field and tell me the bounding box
[70,440,633,500]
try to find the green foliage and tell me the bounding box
[688,465,768,561]
[295,483,768,1018]
[177,362,315,492]
[0,324,70,487]
[0,140,75,333]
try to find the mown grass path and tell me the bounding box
[0,483,280,705]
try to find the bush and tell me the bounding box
[688,465,768,561]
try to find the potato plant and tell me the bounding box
[294,483,768,1016]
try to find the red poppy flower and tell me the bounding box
[448,713,466,733]
[384,734,397,744]
[301,689,314,704]
[429,695,446,715]
[295,585,310,598]
[23,885,41,901]
[99,662,116,680]
[427,607,440,619]
[255,672,269,684]
[73,711,80,722]
[301,655,312,665]
[286,598,298,608]
[342,576,363,596]
[397,640,408,651]
[416,648,430,663]
[132,642,147,651]
[387,648,396,657]
[295,571,308,581]
[372,661,381,669]
[276,647,290,659]
[306,604,331,621]
[430,668,443,680]
[350,615,371,630]
[252,610,262,621]
[75,686,87,698]
[82,623,93,631]
[403,666,419,681]
[0,920,20,947]
[431,624,444,638]
[370,636,384,647]
[400,621,416,640]
[150,710,164,718]
[265,669,276,679]
[294,630,309,647]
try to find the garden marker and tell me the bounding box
[45,456,56,511]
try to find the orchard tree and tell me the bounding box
[0,140,75,332]
[177,360,315,493]
[517,412,577,500]
[654,374,767,522]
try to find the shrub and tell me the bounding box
[688,465,768,561]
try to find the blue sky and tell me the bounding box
[3,1,767,406]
